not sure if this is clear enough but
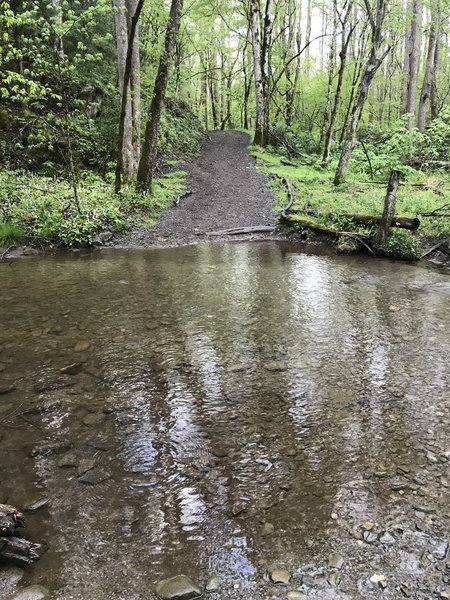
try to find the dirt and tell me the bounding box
[114,130,285,248]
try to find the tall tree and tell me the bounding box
[418,10,440,131]
[136,0,184,192]
[334,0,390,185]
[402,0,421,127]
[114,0,141,184]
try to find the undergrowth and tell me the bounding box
[0,169,186,247]
[250,144,450,259]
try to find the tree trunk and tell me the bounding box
[322,15,355,167]
[114,0,144,193]
[249,0,265,145]
[261,0,274,144]
[418,16,439,131]
[402,0,421,127]
[374,169,401,250]
[136,0,184,193]
[334,0,389,185]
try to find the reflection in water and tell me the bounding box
[0,243,449,599]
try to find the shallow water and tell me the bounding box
[0,242,449,599]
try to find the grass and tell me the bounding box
[250,145,450,241]
[0,168,187,247]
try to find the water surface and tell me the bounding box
[1,243,449,599]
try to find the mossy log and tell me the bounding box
[0,504,40,565]
[284,210,420,231]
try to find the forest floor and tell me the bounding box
[114,130,287,248]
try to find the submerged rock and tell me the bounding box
[269,569,291,585]
[263,361,287,372]
[328,553,344,569]
[205,574,221,592]
[74,340,90,352]
[155,575,203,600]
[12,585,49,600]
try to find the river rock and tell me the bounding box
[379,531,395,545]
[269,569,291,585]
[205,574,221,592]
[328,553,344,569]
[78,468,110,485]
[24,497,49,513]
[287,593,306,600]
[12,585,49,600]
[155,575,203,599]
[263,361,287,372]
[0,383,15,394]
[433,542,449,560]
[74,340,90,352]
[328,571,341,586]
[0,565,25,589]
[60,362,83,375]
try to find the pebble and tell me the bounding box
[78,468,110,485]
[378,531,395,545]
[205,574,220,592]
[328,571,341,586]
[269,569,291,585]
[155,575,202,600]
[287,593,306,600]
[74,340,90,352]
[12,585,49,600]
[23,497,49,513]
[363,531,378,544]
[434,542,449,560]
[370,574,386,588]
[328,553,344,570]
[263,361,287,372]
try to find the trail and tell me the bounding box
[116,131,278,247]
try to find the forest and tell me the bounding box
[1,0,450,258]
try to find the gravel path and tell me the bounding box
[115,130,279,247]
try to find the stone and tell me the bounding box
[205,575,221,592]
[440,592,450,599]
[328,571,341,586]
[363,531,378,544]
[0,565,25,589]
[370,574,386,588]
[60,363,83,375]
[74,340,90,352]
[390,480,409,491]
[155,575,203,600]
[0,383,15,394]
[77,458,96,476]
[262,522,275,536]
[12,585,49,600]
[434,542,449,560]
[82,413,106,427]
[287,593,306,600]
[269,569,291,585]
[400,583,411,597]
[361,521,374,530]
[24,497,49,512]
[58,452,78,468]
[263,361,287,372]
[328,553,344,570]
[78,468,110,485]
[378,531,395,545]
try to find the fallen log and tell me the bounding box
[205,226,276,236]
[0,504,40,566]
[285,209,420,231]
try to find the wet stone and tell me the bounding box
[205,574,221,592]
[390,479,409,491]
[0,565,25,589]
[379,531,396,545]
[269,569,291,585]
[77,458,96,476]
[155,575,203,600]
[262,522,275,536]
[328,553,344,570]
[433,542,449,560]
[0,383,15,395]
[263,361,287,372]
[363,531,378,544]
[328,571,341,586]
[82,413,106,427]
[78,468,110,485]
[60,362,83,375]
[58,451,78,468]
[74,340,91,352]
[24,497,49,513]
[12,585,50,600]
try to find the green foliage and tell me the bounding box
[0,169,186,247]
[158,99,205,161]
[0,220,23,244]
[382,229,422,260]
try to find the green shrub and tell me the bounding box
[383,229,421,260]
[0,220,23,244]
